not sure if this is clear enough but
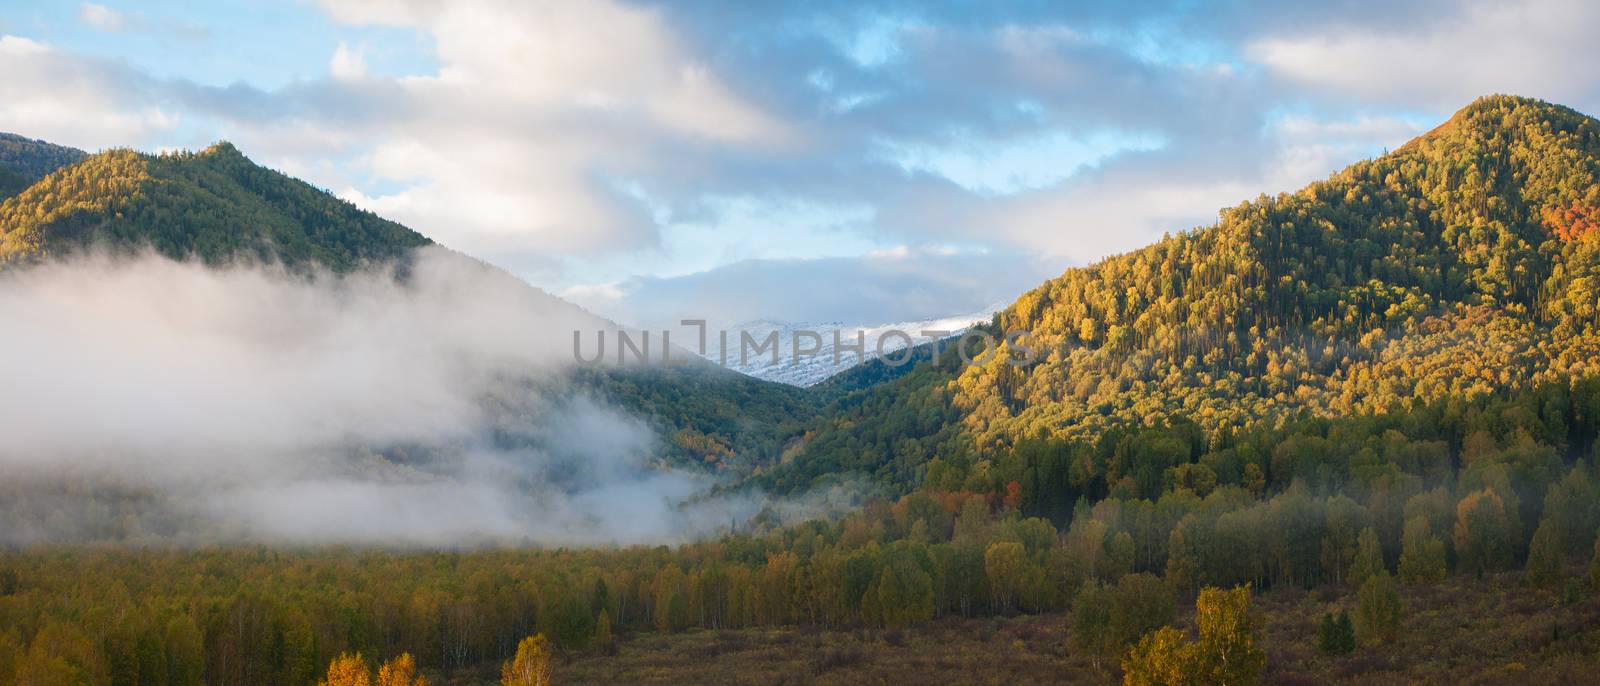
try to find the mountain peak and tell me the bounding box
[1458,93,1556,114]
[199,140,244,158]
[1403,94,1596,151]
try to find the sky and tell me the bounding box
[3,0,1599,328]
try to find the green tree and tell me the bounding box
[653,566,688,632]
[873,557,935,628]
[984,541,1029,614]
[1454,489,1515,576]
[1317,610,1355,655]
[1525,518,1563,587]
[1348,527,1385,587]
[1069,581,1114,670]
[1398,516,1447,584]
[1109,573,1176,649]
[1354,572,1402,645]
[1106,532,1136,582]
[1591,533,1600,591]
[593,612,615,652]
[164,615,204,686]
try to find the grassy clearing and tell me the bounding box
[551,571,1600,685]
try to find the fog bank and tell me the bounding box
[0,249,771,546]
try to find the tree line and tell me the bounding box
[5,373,1600,684]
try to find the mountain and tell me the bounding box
[765,95,1600,492]
[0,142,430,269]
[706,308,998,387]
[0,132,87,201]
[0,136,815,474]
[11,94,1598,495]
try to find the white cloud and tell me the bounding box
[0,36,180,149]
[1272,114,1427,142]
[910,108,1431,266]
[559,280,626,303]
[876,128,1166,196]
[12,2,801,277]
[329,41,366,80]
[1248,0,1600,111]
[0,35,48,56]
[7,0,1600,328]
[77,3,126,32]
[297,0,794,268]
[569,247,1054,330]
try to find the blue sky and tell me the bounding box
[3,0,1598,327]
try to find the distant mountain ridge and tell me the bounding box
[0,132,87,201]
[706,308,999,387]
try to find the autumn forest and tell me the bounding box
[5,94,1600,685]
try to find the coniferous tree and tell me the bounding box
[1317,610,1356,655]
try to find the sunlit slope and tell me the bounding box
[770,95,1600,491]
[0,142,430,269]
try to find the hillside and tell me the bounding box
[0,137,814,476]
[770,95,1600,492]
[9,97,1600,686]
[0,142,431,270]
[0,133,86,201]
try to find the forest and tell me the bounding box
[4,96,1600,684]
[769,96,1600,493]
[4,375,1600,684]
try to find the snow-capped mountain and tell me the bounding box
[695,308,1000,386]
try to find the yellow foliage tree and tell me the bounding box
[1121,626,1191,686]
[318,653,370,686]
[1122,586,1265,686]
[501,634,551,686]
[376,653,426,686]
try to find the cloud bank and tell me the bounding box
[4,0,1599,326]
[0,248,767,547]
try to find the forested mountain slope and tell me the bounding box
[0,133,86,201]
[771,95,1600,492]
[0,142,430,270]
[0,138,814,473]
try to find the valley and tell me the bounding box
[4,94,1600,685]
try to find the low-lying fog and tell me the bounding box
[0,248,830,547]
